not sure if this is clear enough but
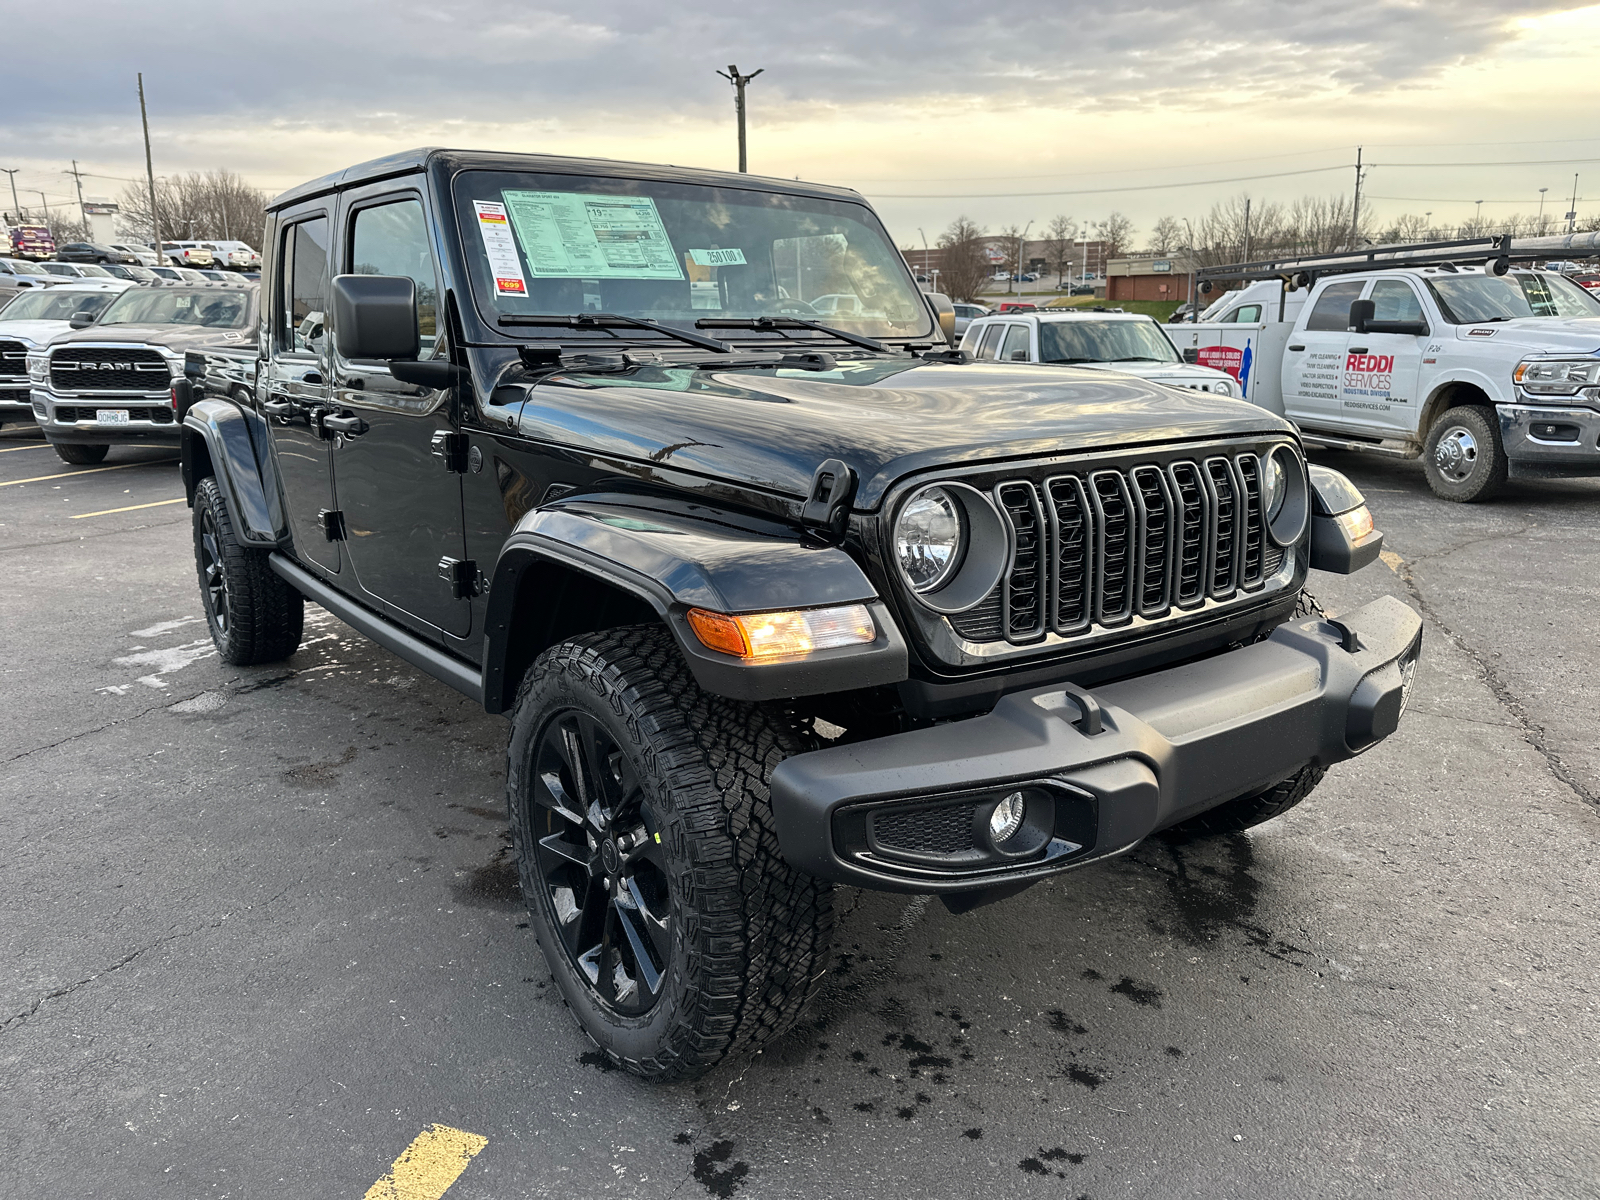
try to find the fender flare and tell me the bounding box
[481,494,909,711]
[181,399,281,546]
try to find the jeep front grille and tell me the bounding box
[951,452,1288,647]
[49,347,170,392]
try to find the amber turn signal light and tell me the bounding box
[686,604,876,660]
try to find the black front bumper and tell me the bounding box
[770,595,1422,894]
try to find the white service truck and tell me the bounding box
[1166,235,1600,500]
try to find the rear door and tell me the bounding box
[262,209,340,573]
[1337,277,1427,436]
[1282,278,1365,430]
[326,185,470,638]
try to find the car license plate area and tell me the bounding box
[96,409,130,425]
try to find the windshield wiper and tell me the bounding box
[1107,356,1166,362]
[696,316,892,354]
[497,311,731,353]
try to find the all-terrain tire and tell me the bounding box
[508,625,834,1081]
[192,476,304,664]
[53,442,109,465]
[1423,404,1507,502]
[1294,589,1325,620]
[1164,763,1328,841]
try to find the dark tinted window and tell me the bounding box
[1304,281,1365,332]
[350,199,439,353]
[280,217,329,352]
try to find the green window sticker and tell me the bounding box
[500,190,684,280]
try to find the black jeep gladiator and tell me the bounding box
[179,148,1421,1080]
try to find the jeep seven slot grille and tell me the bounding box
[950,452,1286,647]
[49,347,169,392]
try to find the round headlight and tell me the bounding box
[894,485,965,593]
[1262,452,1287,522]
[1264,446,1309,547]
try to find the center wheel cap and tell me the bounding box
[599,839,621,877]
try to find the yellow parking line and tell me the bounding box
[363,1125,488,1200]
[70,497,186,519]
[0,458,179,487]
[0,443,52,453]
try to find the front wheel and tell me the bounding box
[53,442,109,465]
[192,477,303,664]
[1423,405,1507,502]
[508,626,833,1081]
[1164,763,1327,841]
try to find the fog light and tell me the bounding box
[989,791,1025,842]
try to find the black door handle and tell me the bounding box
[1348,347,1368,354]
[261,398,294,417]
[1288,345,1306,352]
[322,413,368,436]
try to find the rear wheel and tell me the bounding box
[53,442,109,465]
[192,476,303,664]
[1423,405,1506,502]
[509,626,833,1081]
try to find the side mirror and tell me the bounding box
[331,274,419,361]
[1349,297,1429,337]
[69,310,96,328]
[1009,349,1029,361]
[925,291,957,345]
[1348,298,1375,334]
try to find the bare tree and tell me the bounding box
[1147,216,1183,255]
[117,170,268,248]
[998,222,1027,284]
[1043,213,1077,286]
[1094,212,1134,260]
[936,215,990,303]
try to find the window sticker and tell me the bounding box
[474,201,528,296]
[688,248,747,267]
[500,191,683,280]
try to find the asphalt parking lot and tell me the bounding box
[2,426,1597,1199]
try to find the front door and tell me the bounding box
[1336,278,1427,436]
[263,212,339,573]
[328,190,470,638]
[1282,278,1365,431]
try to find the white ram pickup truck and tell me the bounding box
[1167,253,1600,500]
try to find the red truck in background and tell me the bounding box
[6,224,56,260]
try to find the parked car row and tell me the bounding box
[2,232,258,271]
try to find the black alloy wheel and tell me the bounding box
[198,504,231,634]
[190,476,304,664]
[529,709,672,1016]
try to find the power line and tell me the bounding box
[847,145,1356,183]
[1367,194,1586,205]
[863,164,1352,200]
[1371,157,1600,168]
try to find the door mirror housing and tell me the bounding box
[331,273,420,361]
[924,291,957,345]
[68,310,97,328]
[1348,298,1375,334]
[1349,296,1429,338]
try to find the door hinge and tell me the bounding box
[431,430,469,473]
[317,509,346,541]
[438,556,481,599]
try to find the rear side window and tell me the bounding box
[1001,324,1031,361]
[1304,281,1365,332]
[279,217,330,353]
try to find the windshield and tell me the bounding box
[452,170,932,341]
[0,289,120,322]
[1037,319,1180,364]
[3,259,48,275]
[1427,271,1600,323]
[98,287,251,329]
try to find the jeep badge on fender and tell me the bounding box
[179,148,1421,1081]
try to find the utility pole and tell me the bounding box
[1242,197,1251,263]
[1015,218,1033,295]
[36,192,49,220]
[1350,145,1364,249]
[1,168,20,222]
[67,160,87,221]
[138,72,161,257]
[1568,173,1580,234]
[1538,187,1548,225]
[715,64,763,173]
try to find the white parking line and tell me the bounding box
[70,498,186,519]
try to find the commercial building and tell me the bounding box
[1106,253,1196,303]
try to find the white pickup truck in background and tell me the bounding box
[1166,235,1600,500]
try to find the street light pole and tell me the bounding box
[1538,187,1548,226]
[715,64,764,173]
[138,73,161,258]
[1013,219,1032,296]
[1,168,20,221]
[1569,173,1581,234]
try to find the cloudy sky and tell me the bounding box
[5,0,1600,246]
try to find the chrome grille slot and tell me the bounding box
[997,482,1045,642]
[1130,466,1174,616]
[1235,454,1265,589]
[1045,475,1092,634]
[1168,461,1210,607]
[1089,471,1134,625]
[1204,457,1239,598]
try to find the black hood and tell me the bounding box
[507,357,1294,509]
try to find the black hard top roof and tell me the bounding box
[266,147,867,212]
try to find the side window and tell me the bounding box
[279,217,330,354]
[1001,324,1031,361]
[959,324,984,353]
[1369,280,1424,322]
[977,324,1005,360]
[349,198,440,355]
[1235,304,1262,323]
[1304,281,1366,332]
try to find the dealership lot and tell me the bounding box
[1,426,1597,1199]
